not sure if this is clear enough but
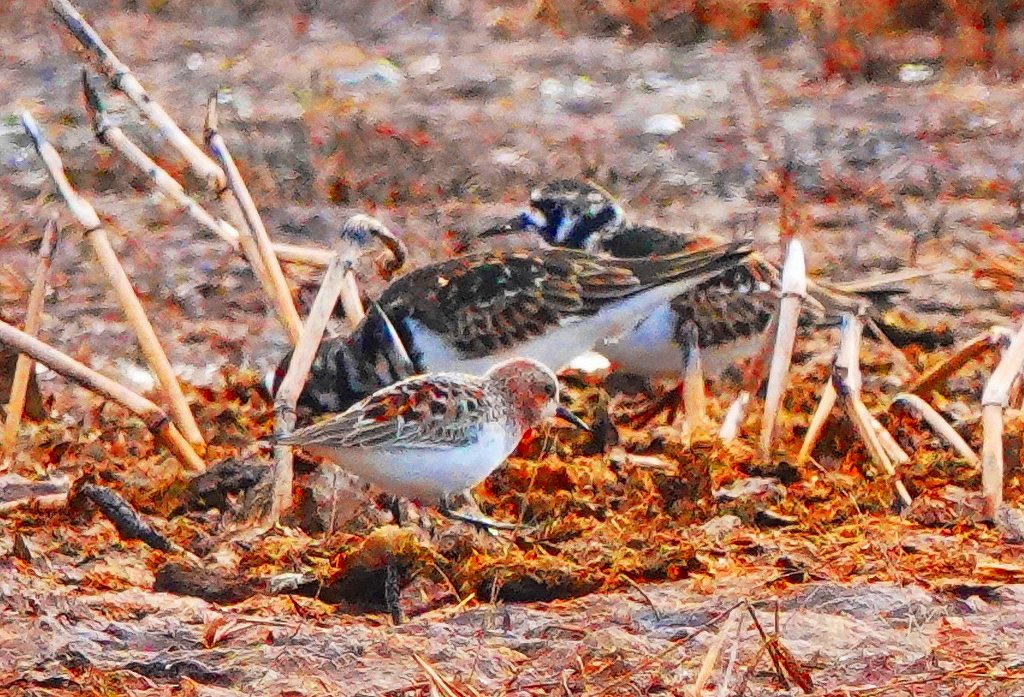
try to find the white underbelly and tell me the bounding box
[304,423,515,502]
[406,276,713,375]
[600,303,765,380]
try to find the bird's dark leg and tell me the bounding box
[387,495,404,526]
[384,556,403,625]
[438,492,516,533]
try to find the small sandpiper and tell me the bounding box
[275,357,589,529]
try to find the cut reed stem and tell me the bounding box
[759,239,807,459]
[267,226,374,524]
[2,218,58,454]
[890,393,979,466]
[797,381,836,464]
[204,97,304,343]
[0,320,204,472]
[681,322,707,432]
[832,314,913,509]
[22,112,206,452]
[718,391,749,443]
[908,326,1011,395]
[50,0,225,189]
[980,323,1024,520]
[82,72,334,268]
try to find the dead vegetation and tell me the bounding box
[2,0,1024,695]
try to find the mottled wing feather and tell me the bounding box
[279,374,493,450]
[598,223,696,258]
[670,263,777,347]
[378,250,650,358]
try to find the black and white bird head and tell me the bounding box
[484,179,624,252]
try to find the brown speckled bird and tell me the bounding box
[269,240,753,415]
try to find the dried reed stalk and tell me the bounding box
[2,219,58,453]
[718,392,749,443]
[797,381,836,464]
[759,239,807,459]
[50,0,225,189]
[832,315,913,509]
[691,606,740,697]
[204,97,304,343]
[51,0,293,340]
[81,73,334,268]
[871,414,911,465]
[891,393,979,466]
[267,229,372,524]
[0,319,204,472]
[980,322,1024,519]
[22,112,206,452]
[908,326,1012,395]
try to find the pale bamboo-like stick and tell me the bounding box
[796,381,836,464]
[718,391,749,443]
[908,326,1012,395]
[51,0,274,305]
[681,323,707,431]
[980,322,1024,520]
[891,393,980,466]
[50,0,260,266]
[0,319,204,472]
[81,74,336,268]
[0,492,69,514]
[758,239,807,459]
[870,413,910,466]
[832,315,913,509]
[50,0,225,189]
[267,229,371,524]
[2,219,58,453]
[203,98,303,343]
[22,112,206,452]
[714,615,743,697]
[798,316,861,464]
[691,606,740,697]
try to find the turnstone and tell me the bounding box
[271,240,753,415]
[483,179,894,381]
[275,357,588,527]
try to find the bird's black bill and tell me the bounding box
[555,405,591,432]
[480,212,536,237]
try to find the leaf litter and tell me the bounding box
[3,1,1024,695]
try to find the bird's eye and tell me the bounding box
[544,382,557,398]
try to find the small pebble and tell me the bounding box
[644,113,682,137]
[898,63,934,84]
